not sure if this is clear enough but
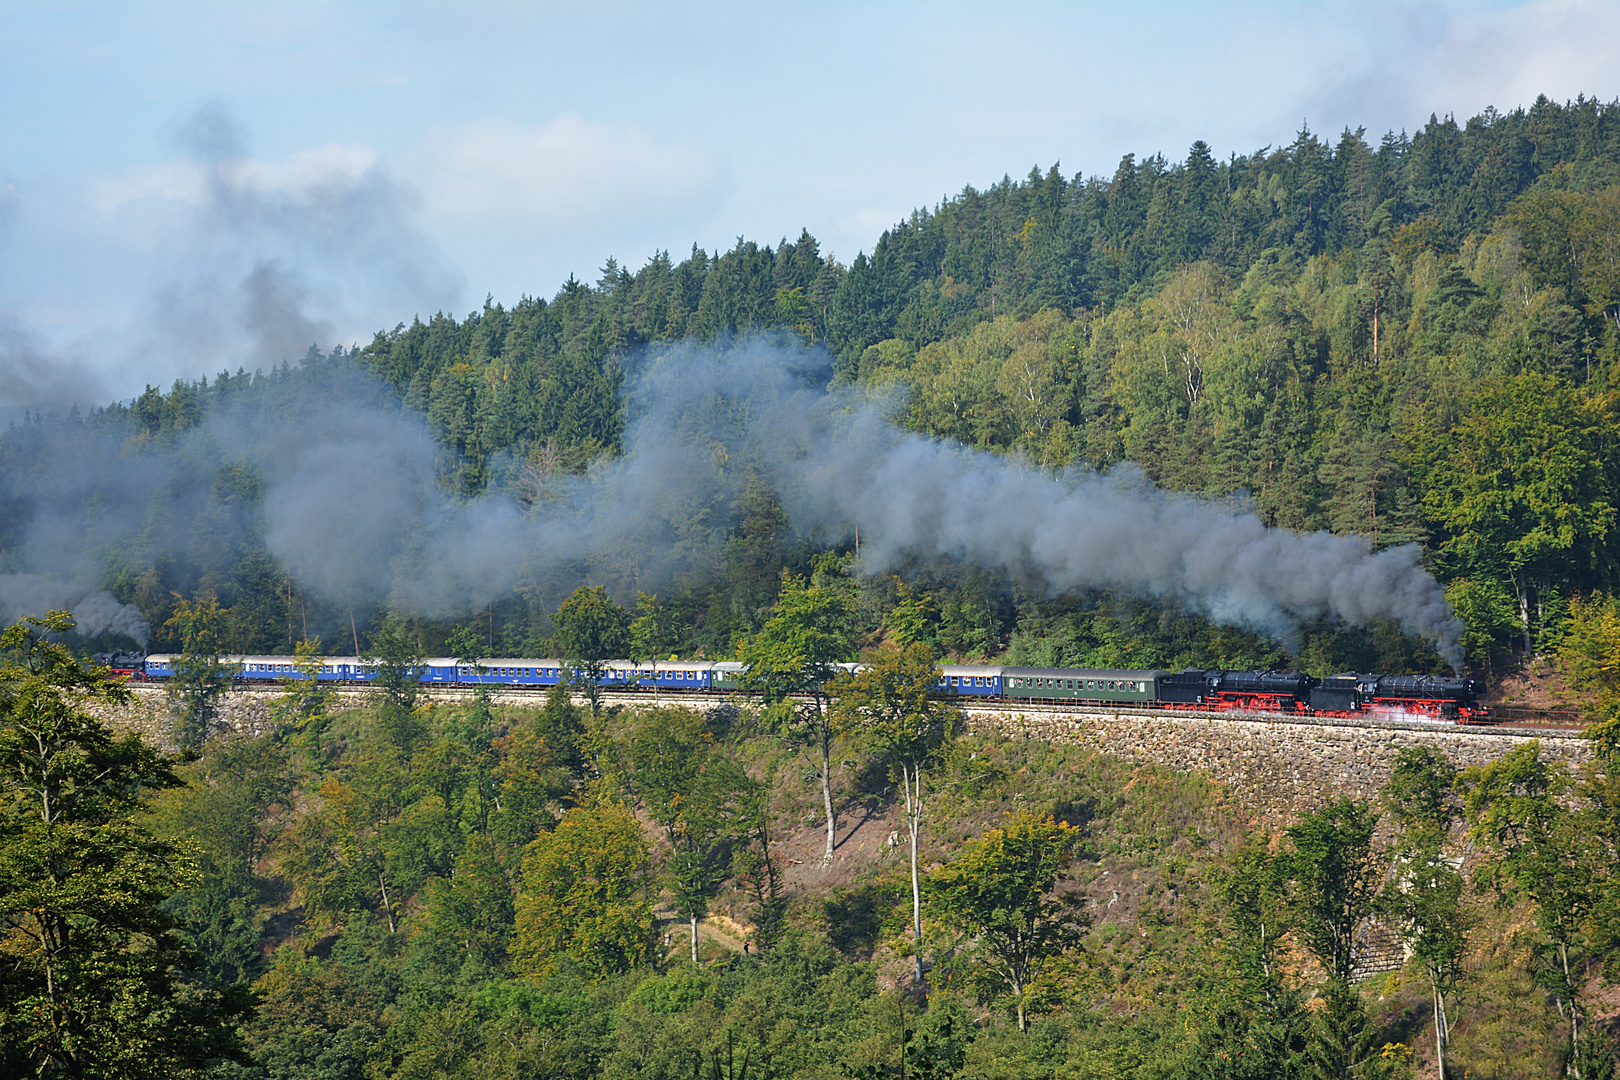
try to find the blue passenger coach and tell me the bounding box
[936,664,1004,697]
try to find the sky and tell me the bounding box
[2,0,1618,411]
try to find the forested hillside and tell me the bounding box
[7,94,1620,1080]
[6,603,1620,1080]
[6,95,1620,677]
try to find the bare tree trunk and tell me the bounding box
[1514,573,1532,655]
[691,914,700,965]
[379,873,396,933]
[1434,984,1447,1079]
[905,762,925,988]
[1562,942,1580,1076]
[820,708,836,864]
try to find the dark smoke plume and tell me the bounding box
[252,339,1463,665]
[0,338,1463,666]
[0,574,151,647]
[0,318,110,410]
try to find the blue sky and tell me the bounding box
[2,0,1617,408]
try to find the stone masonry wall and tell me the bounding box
[962,704,1592,821]
[96,687,366,747]
[99,688,1588,823]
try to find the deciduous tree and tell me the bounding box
[1414,375,1615,654]
[510,803,653,980]
[928,809,1084,1031]
[741,565,856,864]
[164,592,238,749]
[833,641,958,986]
[551,586,630,714]
[1382,748,1470,1080]
[1281,799,1383,1080]
[1463,743,1598,1071]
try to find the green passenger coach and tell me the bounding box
[710,662,746,691]
[1002,667,1168,704]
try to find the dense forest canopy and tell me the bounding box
[5,93,1620,672]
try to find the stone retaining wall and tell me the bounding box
[103,687,367,746]
[962,705,1591,819]
[101,688,1589,821]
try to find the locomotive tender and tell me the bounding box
[126,654,1488,723]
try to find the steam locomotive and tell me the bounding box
[123,653,1489,723]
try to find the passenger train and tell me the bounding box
[108,653,1490,723]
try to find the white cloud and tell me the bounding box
[57,123,462,393]
[1303,0,1620,139]
[89,142,381,218]
[88,159,210,215]
[398,114,729,241]
[1425,0,1620,113]
[219,143,379,200]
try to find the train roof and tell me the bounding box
[1002,667,1172,680]
[233,654,369,664]
[939,664,1006,677]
